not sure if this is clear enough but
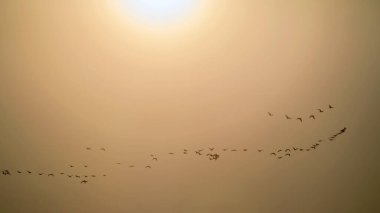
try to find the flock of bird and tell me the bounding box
[1,104,347,184]
[267,104,335,122]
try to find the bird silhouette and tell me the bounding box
[103,174,107,177]
[317,109,324,113]
[209,148,215,151]
[69,165,74,168]
[86,147,91,150]
[195,151,202,155]
[60,172,64,175]
[222,148,228,151]
[68,175,72,178]
[17,171,22,174]
[27,171,32,174]
[277,149,283,152]
[268,112,273,116]
[285,114,292,119]
[145,166,151,169]
[2,170,11,175]
[116,163,121,165]
[100,148,106,151]
[257,149,263,152]
[243,149,248,151]
[297,117,303,122]
[48,174,54,177]
[81,180,88,184]
[231,149,237,152]
[91,175,96,177]
[278,156,283,159]
[38,173,44,176]
[285,153,291,157]
[152,157,158,161]
[129,165,135,168]
[168,152,174,155]
[309,115,315,120]
[340,127,347,133]
[75,175,80,178]
[329,104,334,109]
[270,152,276,156]
[84,165,88,168]
[292,147,298,151]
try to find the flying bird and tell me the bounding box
[81,180,88,184]
[17,171,22,174]
[60,172,64,175]
[69,165,74,168]
[243,149,248,151]
[209,148,215,151]
[285,114,292,119]
[86,147,91,150]
[48,174,54,177]
[329,104,334,109]
[152,157,158,161]
[231,149,237,152]
[268,112,273,116]
[168,152,174,155]
[317,109,324,113]
[129,165,135,168]
[270,152,276,156]
[257,149,263,152]
[100,148,106,151]
[285,149,291,152]
[222,148,228,151]
[340,127,347,133]
[38,173,44,176]
[285,153,291,157]
[27,171,32,174]
[296,117,303,122]
[145,166,151,169]
[91,175,96,177]
[278,156,283,159]
[309,115,316,120]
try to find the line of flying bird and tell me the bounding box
[267,104,334,122]
[1,126,347,184]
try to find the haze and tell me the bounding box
[0,0,379,212]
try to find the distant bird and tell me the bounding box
[243,149,248,151]
[84,175,88,178]
[285,153,291,157]
[277,149,283,152]
[84,165,88,168]
[270,152,276,156]
[296,117,303,122]
[285,114,292,119]
[100,148,106,151]
[195,151,202,155]
[91,175,96,177]
[81,180,88,184]
[152,157,158,161]
[48,174,54,177]
[129,165,135,168]
[27,171,32,174]
[86,147,91,150]
[231,149,237,152]
[69,165,74,168]
[145,166,151,169]
[318,139,323,142]
[168,152,174,155]
[306,149,310,151]
[2,170,11,175]
[60,172,64,175]
[103,174,107,177]
[292,147,298,151]
[150,154,155,157]
[68,175,72,178]
[340,127,347,133]
[116,163,121,165]
[278,156,283,159]
[309,115,316,120]
[38,173,44,176]
[257,149,263,152]
[76,175,80,178]
[268,112,273,116]
[329,104,334,109]
[222,148,228,151]
[285,149,291,152]
[317,109,324,113]
[311,146,316,149]
[299,149,304,151]
[209,148,215,151]
[17,171,22,174]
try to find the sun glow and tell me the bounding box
[118,0,201,27]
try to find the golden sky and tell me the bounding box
[0,0,379,212]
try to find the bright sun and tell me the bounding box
[119,0,200,26]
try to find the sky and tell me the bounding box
[0,0,379,212]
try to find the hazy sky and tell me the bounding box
[1,0,379,212]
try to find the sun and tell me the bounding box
[118,0,200,27]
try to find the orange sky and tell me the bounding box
[1,1,379,212]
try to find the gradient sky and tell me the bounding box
[0,0,379,212]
